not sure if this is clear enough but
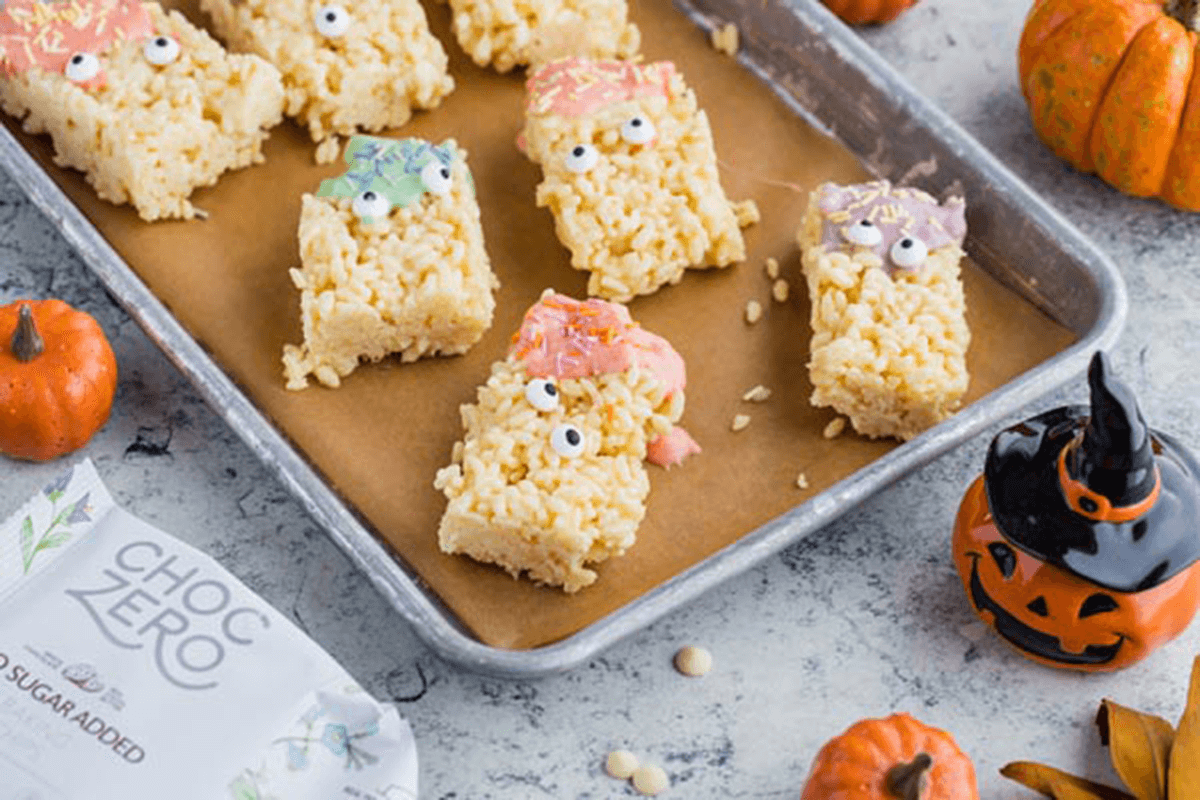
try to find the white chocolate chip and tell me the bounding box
[742,385,772,403]
[606,750,640,779]
[744,299,762,324]
[772,278,790,303]
[674,645,713,677]
[633,764,670,796]
[765,257,780,280]
[731,414,751,432]
[796,473,809,489]
[823,417,846,439]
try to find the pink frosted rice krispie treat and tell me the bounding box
[445,0,639,74]
[520,57,753,302]
[798,179,971,440]
[201,0,454,163]
[0,0,284,221]
[283,135,497,389]
[435,290,700,592]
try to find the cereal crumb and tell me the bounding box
[732,198,759,227]
[731,414,751,432]
[606,750,640,779]
[674,645,713,677]
[796,472,809,489]
[823,417,846,439]
[772,278,790,303]
[742,384,772,402]
[633,764,670,796]
[710,22,739,57]
[765,257,780,280]
[744,299,762,324]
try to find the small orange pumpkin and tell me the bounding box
[820,0,918,25]
[800,713,979,800]
[0,299,118,461]
[1018,0,1200,208]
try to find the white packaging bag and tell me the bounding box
[0,460,418,800]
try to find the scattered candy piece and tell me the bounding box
[632,763,670,796]
[772,278,790,303]
[732,414,751,432]
[710,22,738,56]
[796,473,809,489]
[745,300,763,324]
[765,257,780,280]
[606,750,640,779]
[823,417,846,439]
[742,384,772,402]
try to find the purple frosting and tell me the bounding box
[816,180,966,274]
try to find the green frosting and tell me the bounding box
[316,136,465,221]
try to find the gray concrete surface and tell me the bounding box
[3,0,1200,796]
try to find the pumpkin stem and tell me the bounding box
[1167,0,1200,31]
[11,304,44,363]
[885,753,932,800]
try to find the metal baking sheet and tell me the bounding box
[0,0,1124,675]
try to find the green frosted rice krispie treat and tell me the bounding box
[283,136,497,390]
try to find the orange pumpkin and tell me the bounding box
[1018,0,1200,208]
[0,299,118,461]
[800,713,979,800]
[952,353,1200,672]
[820,0,917,25]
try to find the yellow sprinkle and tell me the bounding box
[765,257,780,280]
[823,417,846,439]
[710,22,739,57]
[796,473,809,489]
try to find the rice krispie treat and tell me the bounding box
[435,290,700,592]
[445,0,639,74]
[520,57,751,301]
[201,0,454,163]
[283,136,498,390]
[798,180,970,441]
[0,0,284,221]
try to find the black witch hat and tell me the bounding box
[984,352,1200,593]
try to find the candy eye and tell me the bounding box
[844,218,882,246]
[352,190,389,220]
[314,5,350,37]
[620,116,655,145]
[564,144,598,174]
[890,235,928,268]
[65,52,100,83]
[143,35,180,66]
[550,423,585,458]
[420,160,452,196]
[524,378,559,412]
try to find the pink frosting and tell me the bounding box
[525,56,675,117]
[0,0,152,83]
[646,427,701,468]
[511,292,696,466]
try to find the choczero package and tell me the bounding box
[0,460,418,800]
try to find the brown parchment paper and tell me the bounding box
[4,0,1076,649]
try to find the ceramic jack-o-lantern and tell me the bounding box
[953,351,1200,672]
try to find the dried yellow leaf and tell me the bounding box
[1096,699,1174,800]
[1000,762,1135,800]
[1169,657,1200,800]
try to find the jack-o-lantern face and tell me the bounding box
[953,476,1200,672]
